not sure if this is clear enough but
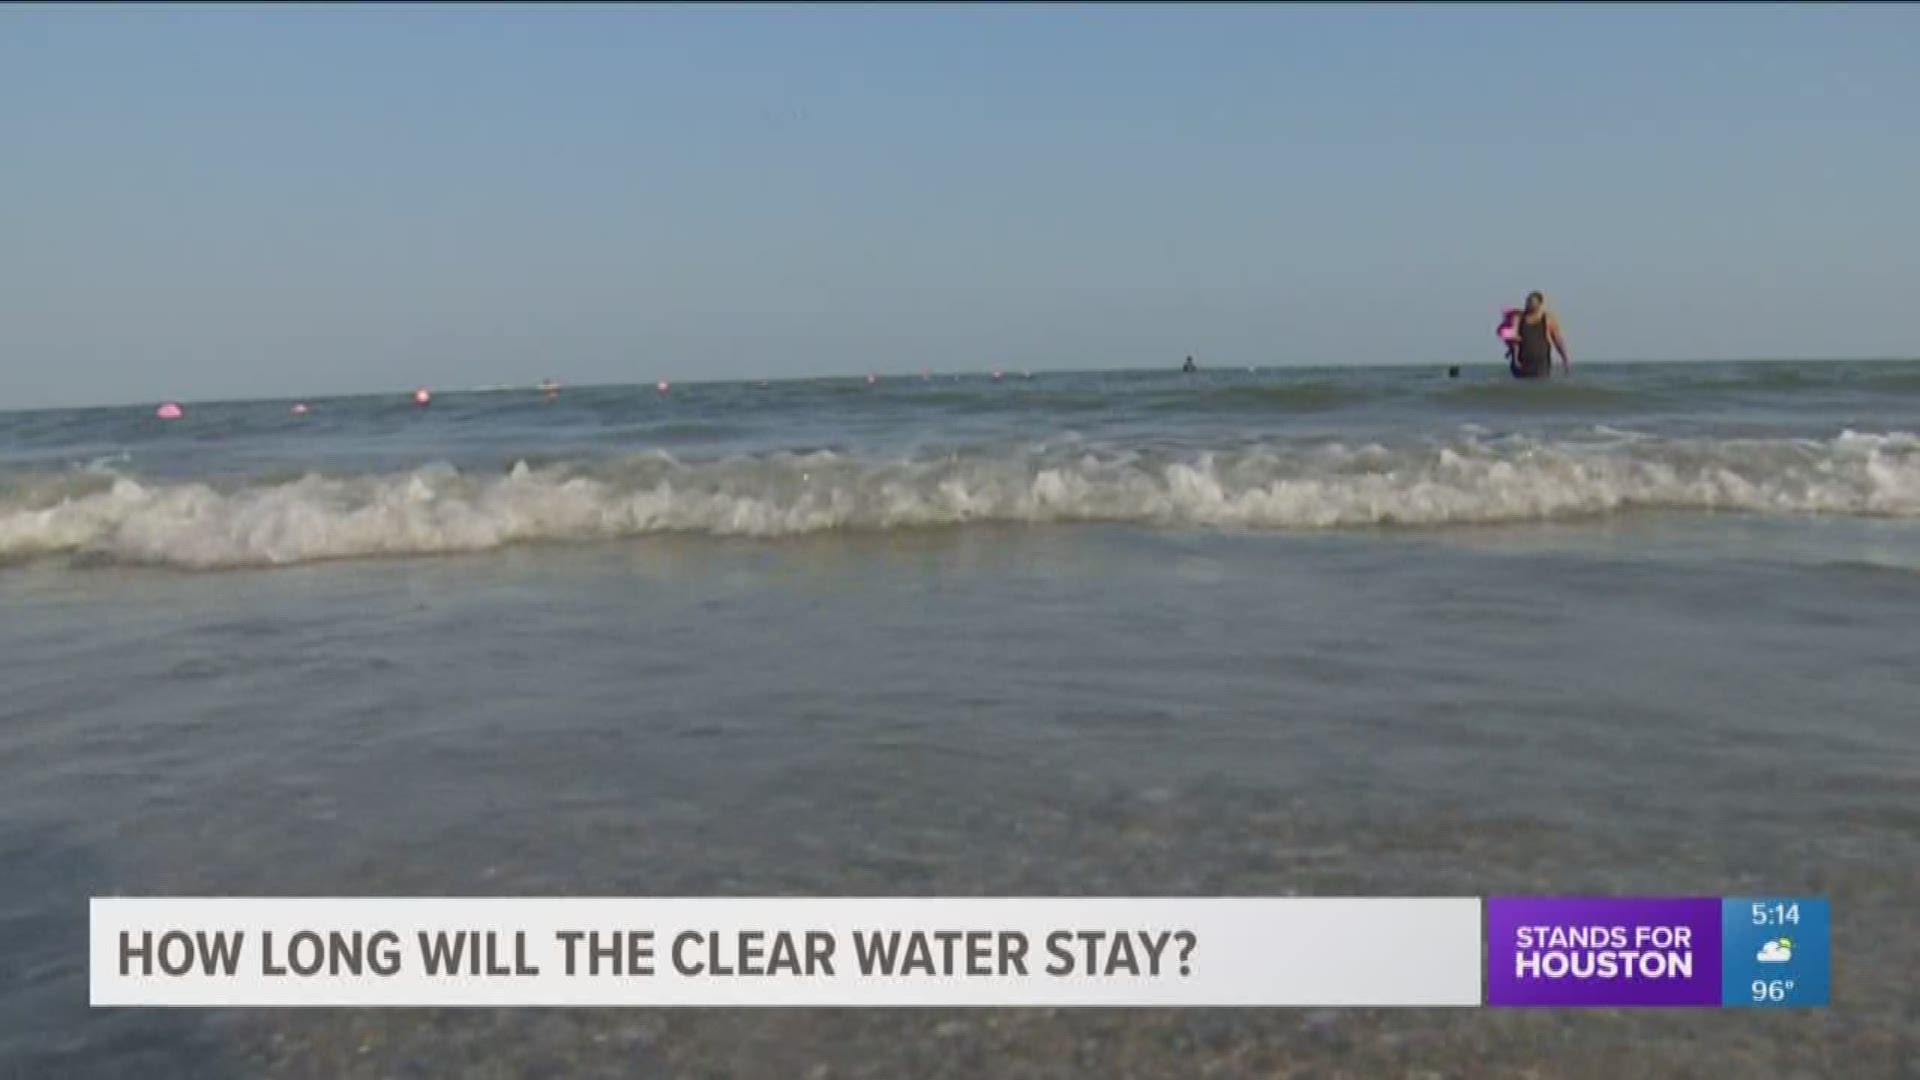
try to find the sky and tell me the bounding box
[3,3,1918,408]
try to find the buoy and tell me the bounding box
[155,402,183,420]
[866,373,877,385]
[991,369,1003,380]
[921,371,930,381]
[656,380,670,394]
[291,402,310,416]
[413,387,432,407]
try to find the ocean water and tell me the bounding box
[1,361,1916,1077]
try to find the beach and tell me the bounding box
[3,362,1917,1077]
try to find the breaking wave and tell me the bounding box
[3,431,1917,569]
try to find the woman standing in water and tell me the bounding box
[1513,290,1572,379]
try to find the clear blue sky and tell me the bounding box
[4,3,1917,407]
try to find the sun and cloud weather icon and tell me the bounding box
[1756,938,1793,964]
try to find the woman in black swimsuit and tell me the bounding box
[1513,291,1572,379]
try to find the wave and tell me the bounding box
[2,431,1917,569]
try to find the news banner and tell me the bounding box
[91,895,1828,1008]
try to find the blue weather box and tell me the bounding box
[1721,897,1830,1007]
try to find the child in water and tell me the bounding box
[1497,308,1524,376]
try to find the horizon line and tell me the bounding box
[6,354,1917,415]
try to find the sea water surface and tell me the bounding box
[2,362,1916,1077]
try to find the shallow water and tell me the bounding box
[2,362,1918,1076]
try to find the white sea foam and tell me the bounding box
[2,432,1917,569]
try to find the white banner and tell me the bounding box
[91,897,1481,1007]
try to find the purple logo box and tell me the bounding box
[1486,897,1722,1007]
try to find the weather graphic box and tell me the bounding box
[1721,897,1829,1008]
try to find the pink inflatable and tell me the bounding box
[155,402,183,420]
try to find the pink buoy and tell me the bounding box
[866,373,877,385]
[991,369,1003,380]
[155,402,183,420]
[413,387,432,407]
[291,402,310,416]
[656,380,670,394]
